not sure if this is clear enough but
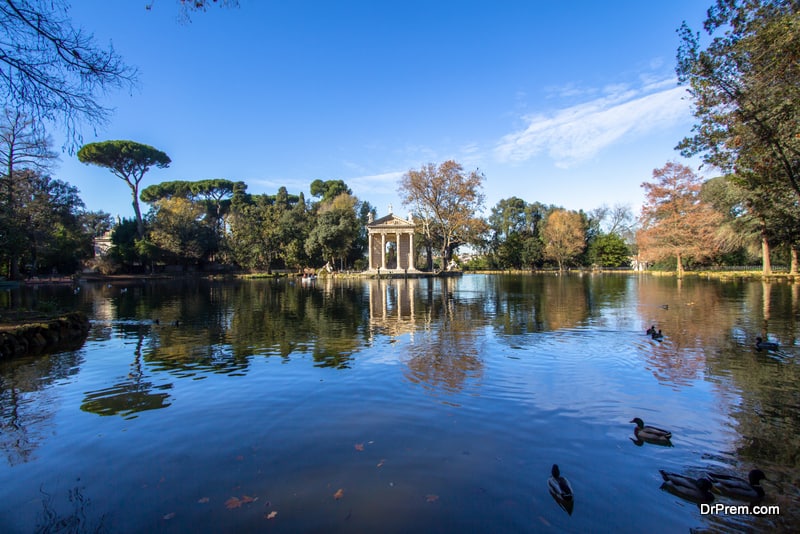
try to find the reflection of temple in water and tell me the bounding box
[368,279,418,339]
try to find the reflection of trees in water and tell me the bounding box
[404,278,485,394]
[223,279,368,369]
[638,277,800,530]
[636,277,735,385]
[37,483,108,533]
[482,274,597,337]
[81,327,173,418]
[0,352,83,465]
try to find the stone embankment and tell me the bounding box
[0,312,90,359]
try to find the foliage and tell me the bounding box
[677,0,800,202]
[228,187,309,271]
[305,192,361,268]
[637,162,724,276]
[141,178,245,262]
[399,160,486,271]
[0,111,60,278]
[108,218,141,270]
[149,197,214,267]
[310,179,352,202]
[588,233,631,268]
[542,209,586,271]
[0,169,90,275]
[0,0,137,150]
[78,140,171,239]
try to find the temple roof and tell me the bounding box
[366,213,415,229]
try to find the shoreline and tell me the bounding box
[0,311,91,359]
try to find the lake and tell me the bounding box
[1,274,798,532]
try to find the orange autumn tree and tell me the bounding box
[542,209,585,271]
[637,161,723,277]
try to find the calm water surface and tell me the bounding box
[1,274,798,533]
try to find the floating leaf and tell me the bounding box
[235,455,244,461]
[376,459,385,468]
[197,497,210,504]
[241,495,257,504]
[426,494,439,503]
[265,511,278,520]
[354,443,364,451]
[225,497,242,509]
[334,488,344,500]
[163,512,176,520]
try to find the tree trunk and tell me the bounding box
[790,244,798,275]
[425,244,433,271]
[676,251,684,278]
[761,233,771,276]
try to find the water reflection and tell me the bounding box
[1,274,798,531]
[0,351,83,465]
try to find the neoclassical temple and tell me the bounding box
[366,210,419,273]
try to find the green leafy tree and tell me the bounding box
[228,187,307,272]
[77,140,171,238]
[5,169,89,275]
[149,197,214,268]
[108,218,142,270]
[677,0,800,203]
[310,179,352,202]
[588,233,631,268]
[305,193,360,269]
[142,178,244,262]
[0,109,58,278]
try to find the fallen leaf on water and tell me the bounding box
[265,511,278,520]
[235,455,244,461]
[163,512,176,520]
[241,495,257,504]
[225,497,242,509]
[334,488,344,500]
[376,459,385,468]
[197,497,209,504]
[426,494,439,503]
[354,443,364,451]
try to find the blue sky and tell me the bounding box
[54,1,709,222]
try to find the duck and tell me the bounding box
[630,417,672,444]
[754,337,779,351]
[646,325,656,335]
[651,329,664,341]
[707,469,767,500]
[547,464,573,501]
[659,470,714,504]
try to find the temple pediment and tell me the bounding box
[367,214,416,229]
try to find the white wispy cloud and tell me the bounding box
[495,80,691,168]
[346,171,405,195]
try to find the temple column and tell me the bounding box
[368,233,374,269]
[408,231,414,271]
[381,233,387,269]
